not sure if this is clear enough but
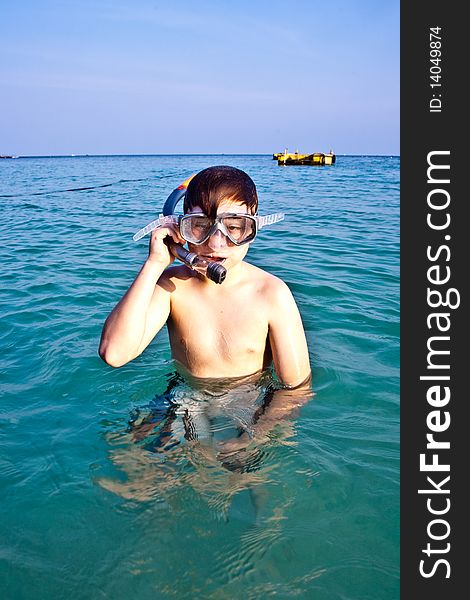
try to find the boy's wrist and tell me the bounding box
[143,257,168,275]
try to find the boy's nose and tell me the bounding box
[207,228,229,249]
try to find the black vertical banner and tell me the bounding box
[401,2,464,598]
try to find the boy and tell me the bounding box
[99,165,311,390]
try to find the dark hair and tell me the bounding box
[183,165,258,218]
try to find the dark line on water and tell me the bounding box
[0,176,169,199]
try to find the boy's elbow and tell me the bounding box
[276,366,312,392]
[98,345,130,368]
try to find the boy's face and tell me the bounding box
[186,201,251,271]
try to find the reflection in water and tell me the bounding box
[97,369,313,521]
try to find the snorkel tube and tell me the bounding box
[161,175,192,217]
[137,176,226,284]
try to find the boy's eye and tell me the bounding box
[223,218,247,236]
[192,217,211,228]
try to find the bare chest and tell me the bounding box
[168,287,269,373]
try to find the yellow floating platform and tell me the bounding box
[273,150,336,166]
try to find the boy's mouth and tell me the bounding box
[202,255,227,263]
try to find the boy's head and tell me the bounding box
[183,166,258,218]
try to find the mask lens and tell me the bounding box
[221,215,255,244]
[181,215,212,243]
[180,214,257,245]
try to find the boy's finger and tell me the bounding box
[170,231,181,244]
[167,224,185,244]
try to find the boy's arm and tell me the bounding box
[98,224,183,367]
[268,280,311,388]
[99,262,171,367]
[219,279,312,460]
[219,283,311,450]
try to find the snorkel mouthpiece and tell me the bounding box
[168,242,226,284]
[206,260,227,284]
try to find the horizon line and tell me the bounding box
[2,152,400,159]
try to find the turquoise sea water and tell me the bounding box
[0,155,399,599]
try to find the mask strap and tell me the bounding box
[256,213,285,229]
[133,214,179,242]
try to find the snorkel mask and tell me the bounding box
[133,175,285,283]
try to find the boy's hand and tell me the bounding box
[147,224,185,267]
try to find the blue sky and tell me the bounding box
[0,0,399,155]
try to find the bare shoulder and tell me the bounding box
[243,263,295,305]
